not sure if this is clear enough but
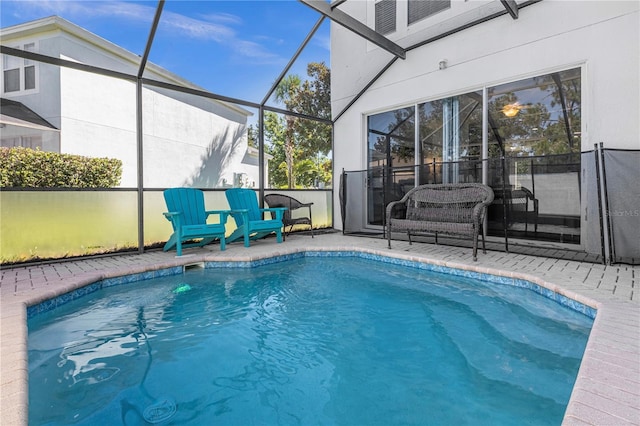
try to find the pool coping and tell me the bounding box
[25,250,599,321]
[2,236,639,425]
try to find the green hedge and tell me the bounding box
[0,147,122,188]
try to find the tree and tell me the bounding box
[263,111,289,188]
[274,74,302,188]
[247,124,258,148]
[286,62,332,157]
[266,62,332,189]
[487,72,582,159]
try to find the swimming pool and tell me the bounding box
[28,253,594,425]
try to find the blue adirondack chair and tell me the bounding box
[163,188,229,256]
[225,188,287,247]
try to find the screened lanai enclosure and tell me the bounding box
[1,0,638,265]
[0,1,334,264]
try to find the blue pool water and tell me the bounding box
[28,256,593,425]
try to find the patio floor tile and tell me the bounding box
[1,233,638,425]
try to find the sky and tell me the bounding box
[0,0,331,107]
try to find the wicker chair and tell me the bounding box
[490,185,539,234]
[386,183,494,260]
[264,194,314,240]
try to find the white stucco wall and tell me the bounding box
[59,65,138,185]
[229,147,271,189]
[331,0,640,251]
[58,66,255,188]
[142,86,249,188]
[2,17,257,189]
[333,1,639,160]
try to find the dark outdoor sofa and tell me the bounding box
[386,183,495,260]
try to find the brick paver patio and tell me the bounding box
[2,234,638,425]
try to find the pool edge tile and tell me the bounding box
[6,235,639,426]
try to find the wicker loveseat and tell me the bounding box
[386,183,495,260]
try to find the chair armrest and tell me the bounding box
[227,209,250,226]
[472,203,485,225]
[473,196,494,225]
[282,202,314,214]
[205,209,231,224]
[304,203,313,216]
[296,203,314,218]
[163,211,182,223]
[260,207,287,220]
[163,211,182,229]
[386,199,408,219]
[229,209,249,216]
[386,185,422,218]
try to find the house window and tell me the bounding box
[1,136,43,150]
[2,42,37,93]
[408,0,450,25]
[418,91,483,184]
[487,68,581,158]
[3,54,21,92]
[375,0,397,35]
[366,106,415,225]
[365,67,582,242]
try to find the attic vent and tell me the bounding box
[375,0,396,35]
[408,0,450,25]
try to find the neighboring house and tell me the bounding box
[0,97,59,147]
[0,16,268,188]
[331,0,639,260]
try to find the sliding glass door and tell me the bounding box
[365,67,582,243]
[417,91,483,185]
[367,106,415,226]
[486,68,581,242]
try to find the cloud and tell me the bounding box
[157,9,283,64]
[14,0,155,23]
[233,39,282,63]
[197,12,243,26]
[159,10,237,43]
[10,0,284,62]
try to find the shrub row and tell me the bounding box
[0,147,122,188]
